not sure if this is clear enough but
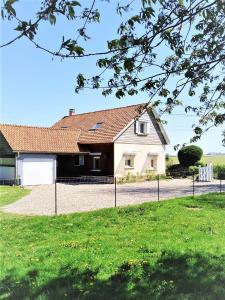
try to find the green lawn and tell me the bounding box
[1,186,225,299]
[0,186,30,208]
[169,155,225,165]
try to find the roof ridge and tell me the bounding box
[0,123,80,132]
[67,102,147,118]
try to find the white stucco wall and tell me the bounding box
[114,143,166,176]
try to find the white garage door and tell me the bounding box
[22,157,55,185]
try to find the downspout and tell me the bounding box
[15,152,20,185]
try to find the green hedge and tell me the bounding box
[167,163,225,179]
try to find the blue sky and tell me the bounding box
[1,0,224,155]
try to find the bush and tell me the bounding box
[194,161,205,167]
[167,164,189,177]
[167,164,200,177]
[188,166,199,175]
[117,171,168,183]
[178,145,203,167]
[213,165,225,179]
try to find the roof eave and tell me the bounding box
[150,108,170,145]
[12,150,89,154]
[113,105,170,145]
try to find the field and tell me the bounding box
[1,186,225,299]
[168,155,225,165]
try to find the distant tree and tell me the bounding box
[1,0,225,146]
[178,145,203,166]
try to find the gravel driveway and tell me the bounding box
[3,179,223,216]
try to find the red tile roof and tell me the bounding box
[0,124,84,153]
[0,103,169,153]
[53,103,146,143]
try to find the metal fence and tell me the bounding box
[0,175,224,216]
[53,174,225,216]
[0,179,20,185]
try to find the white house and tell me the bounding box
[0,103,169,185]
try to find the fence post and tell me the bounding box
[55,179,57,216]
[192,175,195,197]
[114,177,117,208]
[157,174,160,201]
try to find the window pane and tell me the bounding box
[151,159,154,168]
[93,157,100,170]
[79,155,84,166]
[139,122,147,134]
[125,159,131,166]
[90,122,103,131]
[125,157,134,168]
[96,158,100,170]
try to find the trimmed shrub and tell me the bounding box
[178,145,203,167]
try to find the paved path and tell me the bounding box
[3,179,223,216]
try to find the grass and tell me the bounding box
[169,155,225,165]
[0,185,30,208]
[1,186,225,299]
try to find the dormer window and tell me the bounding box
[61,126,69,129]
[89,122,103,131]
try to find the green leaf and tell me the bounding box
[6,0,18,4]
[14,25,22,31]
[124,58,134,72]
[74,45,84,55]
[5,0,17,16]
[68,6,75,18]
[71,1,81,6]
[178,0,184,5]
[189,90,195,97]
[194,127,203,135]
[128,89,138,96]
[9,5,16,16]
[49,15,56,25]
[115,89,125,99]
[160,89,169,97]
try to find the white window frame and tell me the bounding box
[135,121,148,135]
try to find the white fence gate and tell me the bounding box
[199,164,213,182]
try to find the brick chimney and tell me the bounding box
[69,108,75,116]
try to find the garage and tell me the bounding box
[0,125,82,186]
[19,155,56,186]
